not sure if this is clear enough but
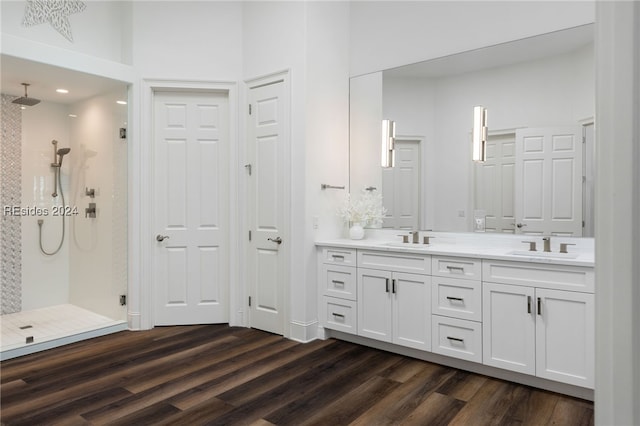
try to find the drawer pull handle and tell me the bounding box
[446,266,465,273]
[331,255,345,261]
[385,278,390,293]
[331,280,345,286]
[332,313,345,319]
[527,296,532,314]
[446,296,464,302]
[446,336,464,343]
[537,297,542,316]
[392,279,396,294]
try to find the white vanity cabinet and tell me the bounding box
[317,241,595,398]
[357,250,432,351]
[431,256,483,362]
[358,268,431,350]
[319,248,358,334]
[482,260,595,388]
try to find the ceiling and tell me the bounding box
[1,54,128,104]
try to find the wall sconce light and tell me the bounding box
[381,119,396,168]
[472,106,488,162]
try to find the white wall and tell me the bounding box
[130,1,243,80]
[303,1,351,334]
[1,0,129,64]
[242,1,350,340]
[594,2,640,424]
[20,103,71,310]
[349,1,595,76]
[68,91,128,321]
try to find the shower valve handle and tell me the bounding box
[156,234,170,242]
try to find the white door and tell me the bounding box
[153,91,229,325]
[357,268,393,342]
[382,140,420,230]
[475,133,516,233]
[515,127,583,236]
[392,272,431,351]
[483,282,535,375]
[535,288,594,388]
[247,79,288,335]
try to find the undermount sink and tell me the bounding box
[508,250,579,259]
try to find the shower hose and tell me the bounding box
[38,168,66,256]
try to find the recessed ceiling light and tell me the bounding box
[68,114,78,118]
[116,100,127,105]
[56,89,69,94]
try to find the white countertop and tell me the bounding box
[315,237,594,267]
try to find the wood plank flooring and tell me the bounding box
[0,324,594,425]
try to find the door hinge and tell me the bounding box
[249,230,252,241]
[248,104,252,115]
[248,296,252,307]
[583,220,586,228]
[582,136,586,144]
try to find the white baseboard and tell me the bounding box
[289,320,319,343]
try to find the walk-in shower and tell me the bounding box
[1,55,130,361]
[38,140,71,256]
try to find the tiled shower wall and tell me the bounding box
[1,94,22,315]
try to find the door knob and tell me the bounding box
[156,234,170,242]
[268,237,283,245]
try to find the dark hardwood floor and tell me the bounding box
[0,325,594,425]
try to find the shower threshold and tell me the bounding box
[0,304,127,361]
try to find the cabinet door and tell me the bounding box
[483,282,535,374]
[535,288,594,388]
[392,272,431,351]
[357,268,392,342]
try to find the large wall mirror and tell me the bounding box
[350,24,594,237]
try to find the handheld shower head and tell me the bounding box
[57,148,71,166]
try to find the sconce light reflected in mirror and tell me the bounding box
[381,119,396,168]
[472,106,488,162]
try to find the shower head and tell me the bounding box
[57,148,71,166]
[12,83,41,107]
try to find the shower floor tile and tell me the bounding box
[0,304,123,352]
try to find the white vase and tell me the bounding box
[349,222,365,240]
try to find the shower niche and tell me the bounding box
[1,55,130,359]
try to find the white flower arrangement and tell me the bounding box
[338,189,387,228]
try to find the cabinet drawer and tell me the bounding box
[432,277,482,322]
[322,296,357,334]
[483,260,594,293]
[432,315,482,363]
[432,256,482,280]
[322,264,356,300]
[358,250,431,275]
[322,247,356,266]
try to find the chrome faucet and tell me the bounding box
[411,231,420,244]
[542,237,551,253]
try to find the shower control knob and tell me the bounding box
[156,234,170,242]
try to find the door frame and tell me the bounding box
[242,70,291,338]
[137,79,239,330]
